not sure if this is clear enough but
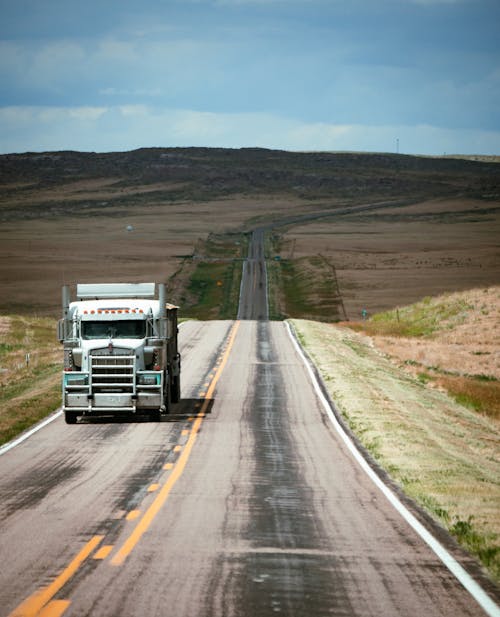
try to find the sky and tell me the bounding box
[0,0,499,155]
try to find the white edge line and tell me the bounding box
[0,408,63,457]
[285,321,499,617]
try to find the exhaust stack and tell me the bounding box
[158,283,167,337]
[62,285,70,319]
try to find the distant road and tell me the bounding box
[0,232,498,616]
[237,228,269,320]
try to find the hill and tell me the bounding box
[0,147,499,316]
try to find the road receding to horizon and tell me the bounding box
[0,232,498,617]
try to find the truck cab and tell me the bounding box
[58,283,180,424]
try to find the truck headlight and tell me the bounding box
[137,374,159,385]
[64,374,88,386]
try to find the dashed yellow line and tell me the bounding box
[38,600,71,617]
[110,320,240,566]
[8,536,103,617]
[8,321,241,615]
[126,510,141,521]
[93,545,114,560]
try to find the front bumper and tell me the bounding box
[63,369,163,414]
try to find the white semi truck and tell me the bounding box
[58,283,180,424]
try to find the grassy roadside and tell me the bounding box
[167,232,246,319]
[348,287,500,420]
[266,233,346,322]
[0,315,61,446]
[291,289,499,582]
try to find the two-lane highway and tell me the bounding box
[1,319,496,616]
[1,228,498,616]
[237,229,268,321]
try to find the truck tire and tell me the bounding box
[171,376,181,404]
[163,372,172,414]
[149,408,161,422]
[65,411,78,424]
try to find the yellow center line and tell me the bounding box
[93,545,114,560]
[8,535,103,617]
[111,320,240,567]
[8,321,241,616]
[126,509,141,521]
[38,600,71,617]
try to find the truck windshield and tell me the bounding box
[81,320,146,340]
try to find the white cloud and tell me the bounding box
[68,107,108,121]
[0,105,499,155]
[118,105,150,117]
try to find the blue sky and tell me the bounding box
[0,0,499,155]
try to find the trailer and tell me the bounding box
[58,283,180,424]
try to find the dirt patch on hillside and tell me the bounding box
[346,287,500,421]
[372,287,499,380]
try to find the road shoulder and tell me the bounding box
[290,318,499,587]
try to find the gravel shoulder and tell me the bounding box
[291,318,499,582]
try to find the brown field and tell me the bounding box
[0,149,499,317]
[0,195,295,315]
[283,198,499,319]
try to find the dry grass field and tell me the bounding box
[0,315,60,444]
[281,198,499,319]
[359,287,499,377]
[0,191,306,315]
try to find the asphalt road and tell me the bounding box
[0,238,498,616]
[237,229,269,321]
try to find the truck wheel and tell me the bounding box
[171,376,181,404]
[65,411,78,424]
[150,409,161,422]
[163,374,172,414]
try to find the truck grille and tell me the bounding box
[90,355,135,392]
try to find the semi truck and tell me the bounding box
[58,283,180,424]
